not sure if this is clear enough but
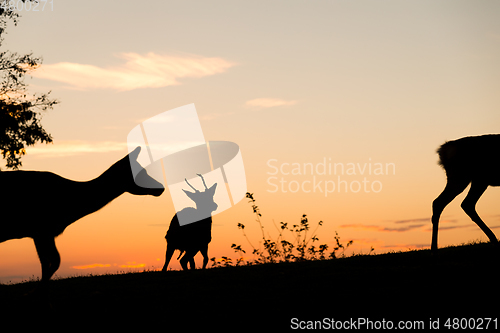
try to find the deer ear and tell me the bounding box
[129,146,141,161]
[182,189,197,201]
[207,183,217,195]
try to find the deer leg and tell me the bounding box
[161,244,176,272]
[461,182,499,245]
[34,236,60,283]
[188,257,196,270]
[180,249,198,270]
[200,245,209,269]
[432,177,470,251]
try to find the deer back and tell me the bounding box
[166,208,212,251]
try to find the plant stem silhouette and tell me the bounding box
[211,192,354,267]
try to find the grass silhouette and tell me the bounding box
[1,193,498,328]
[0,240,498,329]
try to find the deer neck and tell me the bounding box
[82,166,126,214]
[194,206,213,219]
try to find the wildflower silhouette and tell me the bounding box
[211,192,354,267]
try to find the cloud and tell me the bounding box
[200,111,235,121]
[119,262,146,269]
[245,98,298,108]
[392,216,459,228]
[198,98,298,121]
[340,223,426,233]
[394,217,430,224]
[25,140,127,157]
[72,262,146,270]
[33,52,235,91]
[378,243,430,250]
[341,216,487,234]
[437,225,472,231]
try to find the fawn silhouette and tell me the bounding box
[161,174,217,271]
[0,146,164,283]
[431,134,500,251]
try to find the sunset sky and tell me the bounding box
[1,0,500,284]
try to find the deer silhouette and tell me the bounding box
[161,174,217,271]
[431,134,500,251]
[0,146,164,283]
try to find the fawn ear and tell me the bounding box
[129,146,141,161]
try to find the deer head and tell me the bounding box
[183,174,218,214]
[127,147,165,197]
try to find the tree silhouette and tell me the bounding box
[0,3,58,170]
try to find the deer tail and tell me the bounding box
[436,140,457,170]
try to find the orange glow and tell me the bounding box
[1,1,500,284]
[119,262,146,269]
[72,264,111,270]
